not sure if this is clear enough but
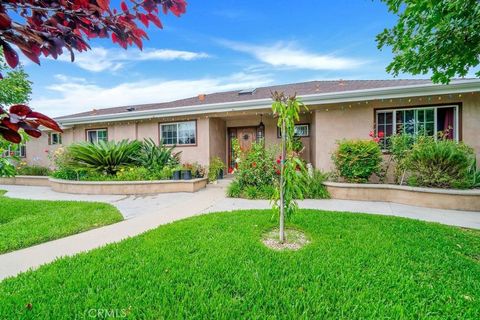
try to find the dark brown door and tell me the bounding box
[237,127,256,152]
[228,127,257,170]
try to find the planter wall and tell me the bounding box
[0,175,50,187]
[324,182,480,212]
[48,178,208,195]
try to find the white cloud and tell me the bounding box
[30,72,273,117]
[52,47,210,72]
[221,40,365,70]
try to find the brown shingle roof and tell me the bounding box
[55,79,444,120]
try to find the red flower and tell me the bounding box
[369,130,374,137]
[275,169,281,175]
[276,159,281,164]
[252,162,257,168]
[373,137,381,143]
[378,131,385,138]
[228,168,233,174]
[9,151,14,156]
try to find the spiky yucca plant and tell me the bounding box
[133,138,181,171]
[68,140,141,175]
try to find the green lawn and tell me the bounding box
[0,191,123,254]
[1,209,479,319]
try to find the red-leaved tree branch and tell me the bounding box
[0,0,187,143]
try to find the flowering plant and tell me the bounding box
[230,138,278,188]
[369,130,385,143]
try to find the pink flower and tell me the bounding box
[373,137,381,143]
[378,131,385,138]
[369,130,374,137]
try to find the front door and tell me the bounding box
[228,127,257,170]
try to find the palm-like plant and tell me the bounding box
[133,138,181,171]
[68,140,141,175]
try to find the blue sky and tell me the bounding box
[19,1,440,116]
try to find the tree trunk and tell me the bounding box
[279,119,286,243]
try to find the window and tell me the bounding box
[376,105,458,149]
[86,129,108,143]
[3,144,26,158]
[277,124,310,138]
[48,132,62,145]
[160,121,196,145]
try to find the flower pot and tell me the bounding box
[182,170,192,180]
[217,168,224,180]
[172,170,181,180]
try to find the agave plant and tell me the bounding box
[133,138,181,171]
[68,140,141,175]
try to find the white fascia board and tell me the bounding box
[57,80,480,126]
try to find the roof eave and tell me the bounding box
[57,79,480,126]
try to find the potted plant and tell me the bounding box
[172,165,182,180]
[179,163,193,180]
[208,157,225,183]
[182,169,192,180]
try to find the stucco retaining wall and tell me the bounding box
[0,176,50,187]
[324,182,480,211]
[48,178,208,195]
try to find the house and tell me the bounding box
[25,79,480,171]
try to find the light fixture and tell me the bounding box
[257,114,265,141]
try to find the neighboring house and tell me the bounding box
[25,79,480,171]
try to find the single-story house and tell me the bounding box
[23,79,480,171]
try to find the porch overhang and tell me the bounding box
[56,79,480,126]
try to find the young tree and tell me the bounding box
[0,0,187,143]
[377,0,480,84]
[0,53,31,106]
[271,92,308,243]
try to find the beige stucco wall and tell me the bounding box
[312,93,480,171]
[24,92,479,171]
[209,118,227,164]
[27,117,213,167]
[462,94,480,160]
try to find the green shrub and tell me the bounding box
[16,165,51,176]
[469,160,480,188]
[68,140,141,175]
[388,134,416,183]
[208,157,225,182]
[332,140,383,183]
[133,138,180,172]
[234,141,278,188]
[51,167,91,181]
[406,138,476,189]
[258,184,277,199]
[115,167,150,181]
[244,185,259,199]
[0,158,15,177]
[304,170,330,199]
[226,180,242,198]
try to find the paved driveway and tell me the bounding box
[0,183,479,281]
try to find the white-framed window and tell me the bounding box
[48,132,62,145]
[3,144,26,158]
[160,121,196,145]
[277,124,310,138]
[376,105,459,149]
[86,129,108,143]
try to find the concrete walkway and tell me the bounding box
[1,182,479,281]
